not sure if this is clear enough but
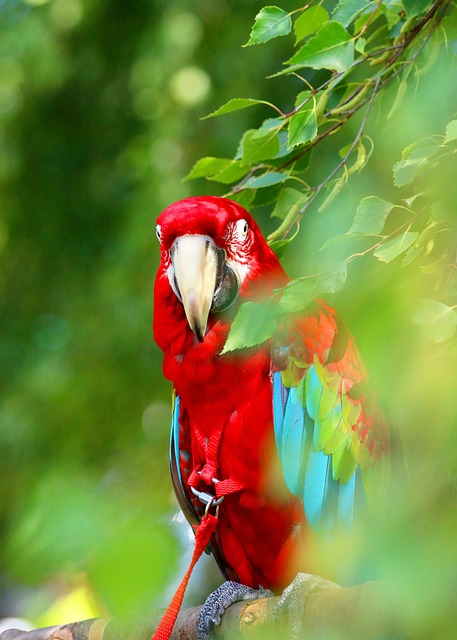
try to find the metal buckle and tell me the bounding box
[190,485,224,507]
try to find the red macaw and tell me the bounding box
[152,196,391,639]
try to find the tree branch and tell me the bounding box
[0,580,403,640]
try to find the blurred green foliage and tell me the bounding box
[0,0,295,623]
[0,0,457,636]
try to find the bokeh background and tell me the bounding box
[1,0,456,635]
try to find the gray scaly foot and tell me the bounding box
[197,580,272,640]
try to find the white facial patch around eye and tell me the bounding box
[234,219,249,242]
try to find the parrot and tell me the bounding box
[152,195,392,639]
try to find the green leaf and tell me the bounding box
[288,108,317,148]
[207,160,250,184]
[393,157,428,187]
[317,261,348,293]
[320,232,367,251]
[402,221,438,266]
[294,90,312,109]
[271,187,306,219]
[401,138,440,162]
[413,298,457,343]
[350,196,394,235]
[241,128,281,164]
[393,138,440,187]
[402,0,434,19]
[444,119,457,143]
[184,157,232,181]
[229,190,256,209]
[258,116,285,131]
[269,237,293,258]
[294,6,328,43]
[244,6,292,46]
[243,171,288,188]
[285,22,354,74]
[222,302,277,353]
[252,183,283,206]
[355,36,366,53]
[279,279,316,314]
[254,119,291,158]
[374,231,418,263]
[203,98,272,119]
[332,0,370,28]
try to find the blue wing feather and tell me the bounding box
[273,365,366,537]
[280,383,308,495]
[303,448,331,532]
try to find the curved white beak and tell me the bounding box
[169,234,219,342]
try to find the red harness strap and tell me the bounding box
[152,417,244,640]
[152,511,218,640]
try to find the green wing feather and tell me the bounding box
[273,300,391,535]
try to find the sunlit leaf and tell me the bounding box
[294,6,328,43]
[241,128,281,164]
[403,0,434,19]
[258,116,285,131]
[317,261,348,293]
[393,157,428,187]
[332,0,370,28]
[278,279,316,314]
[243,171,288,188]
[355,36,366,53]
[207,160,250,184]
[374,231,418,263]
[413,298,457,343]
[402,222,438,266]
[320,232,367,251]
[403,138,440,160]
[286,22,354,73]
[222,302,277,352]
[244,6,292,46]
[271,187,306,219]
[288,107,317,148]
[444,119,457,143]
[350,196,394,234]
[294,89,312,109]
[184,156,232,180]
[203,98,274,119]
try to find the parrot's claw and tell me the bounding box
[272,573,341,639]
[197,580,272,640]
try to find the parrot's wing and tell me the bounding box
[272,300,390,536]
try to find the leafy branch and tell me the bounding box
[185,0,457,352]
[222,120,457,352]
[187,0,451,245]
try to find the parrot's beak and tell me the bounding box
[169,234,221,342]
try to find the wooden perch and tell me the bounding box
[0,580,402,640]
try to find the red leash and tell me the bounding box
[154,414,244,639]
[152,511,219,640]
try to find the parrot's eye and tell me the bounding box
[235,219,249,242]
[156,225,162,242]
